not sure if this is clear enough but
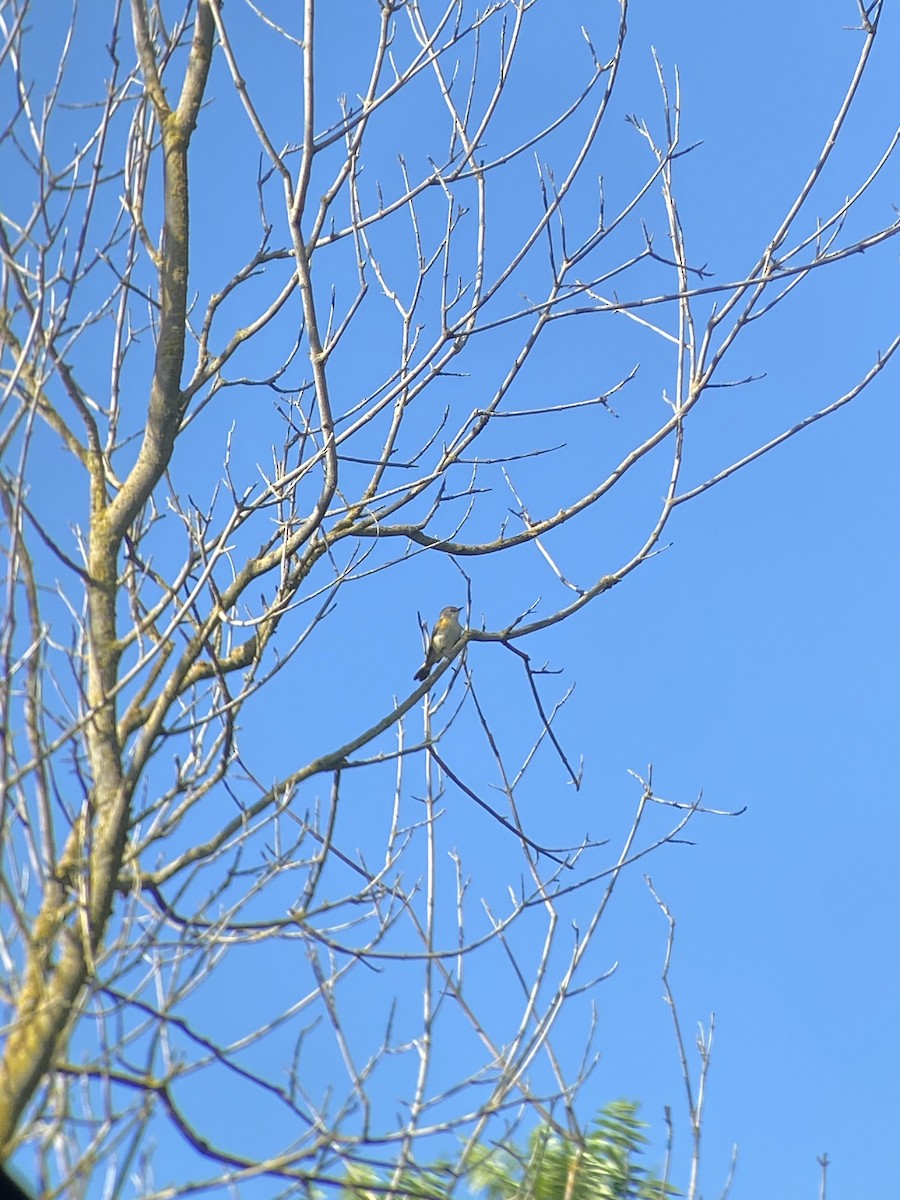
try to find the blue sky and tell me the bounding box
[5,1,900,1198]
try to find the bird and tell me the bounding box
[414,606,464,682]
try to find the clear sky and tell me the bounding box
[6,2,900,1198]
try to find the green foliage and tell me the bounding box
[466,1101,676,1200]
[337,1102,677,1200]
[339,1162,457,1200]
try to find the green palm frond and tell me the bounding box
[335,1101,678,1200]
[467,1101,678,1200]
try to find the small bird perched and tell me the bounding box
[414,605,464,682]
